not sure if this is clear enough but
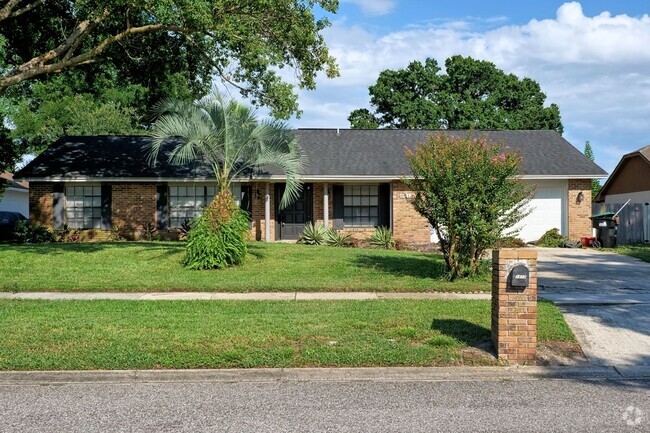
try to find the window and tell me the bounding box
[65,186,102,229]
[343,184,379,227]
[169,184,242,228]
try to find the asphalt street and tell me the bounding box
[1,378,649,432]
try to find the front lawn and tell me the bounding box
[0,299,572,370]
[0,242,489,292]
[612,244,650,263]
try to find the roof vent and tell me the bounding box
[336,128,340,136]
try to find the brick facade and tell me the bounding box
[28,182,53,227]
[391,181,430,243]
[111,183,157,239]
[250,182,276,241]
[312,183,334,228]
[25,179,591,244]
[491,249,538,365]
[568,179,592,240]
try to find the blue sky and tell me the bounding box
[268,1,650,177]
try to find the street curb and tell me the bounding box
[1,365,645,386]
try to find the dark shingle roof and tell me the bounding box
[17,130,607,180]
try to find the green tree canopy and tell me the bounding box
[583,140,602,200]
[0,0,339,175]
[349,56,563,133]
[0,0,338,118]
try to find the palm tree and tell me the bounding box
[146,92,304,209]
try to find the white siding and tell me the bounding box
[0,188,28,217]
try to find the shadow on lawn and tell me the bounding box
[430,318,491,347]
[354,253,449,280]
[0,241,183,257]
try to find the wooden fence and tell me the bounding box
[592,202,650,244]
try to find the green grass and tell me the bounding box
[0,242,489,292]
[611,244,650,263]
[0,299,572,370]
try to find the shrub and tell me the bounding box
[536,228,568,247]
[141,222,158,241]
[405,133,532,280]
[13,220,56,243]
[298,222,328,245]
[494,236,526,248]
[368,226,395,250]
[184,191,250,270]
[324,229,353,247]
[108,224,125,241]
[179,219,192,241]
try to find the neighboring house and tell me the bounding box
[15,130,606,243]
[595,145,650,204]
[0,172,29,217]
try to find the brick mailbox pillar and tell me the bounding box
[491,249,538,364]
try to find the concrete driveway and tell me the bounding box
[537,248,650,369]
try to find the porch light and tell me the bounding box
[577,191,584,203]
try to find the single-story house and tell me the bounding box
[0,172,29,217]
[15,129,607,243]
[595,144,650,204]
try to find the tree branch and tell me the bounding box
[0,0,44,22]
[0,21,194,89]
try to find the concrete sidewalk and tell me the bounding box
[0,292,491,301]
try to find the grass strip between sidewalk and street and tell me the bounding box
[0,299,573,370]
[0,242,489,293]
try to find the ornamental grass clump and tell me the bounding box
[184,191,250,270]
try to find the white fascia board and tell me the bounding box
[520,174,609,180]
[22,173,608,183]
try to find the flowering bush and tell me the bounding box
[405,133,532,279]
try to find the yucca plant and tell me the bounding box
[298,222,328,245]
[368,226,395,250]
[324,228,352,247]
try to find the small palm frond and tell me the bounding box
[147,90,305,203]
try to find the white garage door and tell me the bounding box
[515,181,567,243]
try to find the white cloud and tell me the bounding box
[342,0,396,16]
[293,1,650,174]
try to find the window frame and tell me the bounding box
[168,183,243,228]
[64,184,102,229]
[342,184,380,228]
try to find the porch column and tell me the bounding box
[265,182,271,242]
[323,183,329,228]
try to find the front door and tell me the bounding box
[275,183,312,240]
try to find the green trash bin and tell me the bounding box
[590,213,618,248]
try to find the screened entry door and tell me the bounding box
[275,184,312,240]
